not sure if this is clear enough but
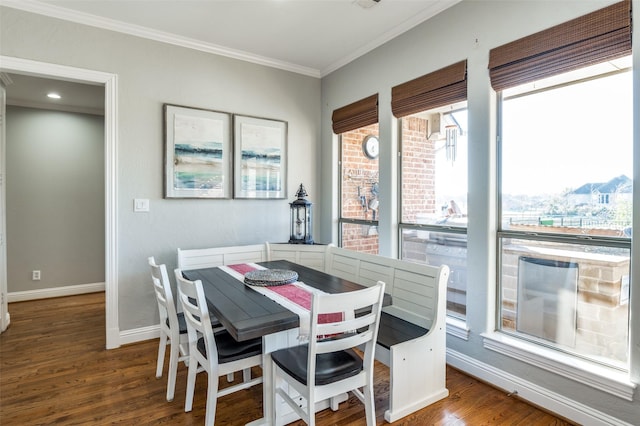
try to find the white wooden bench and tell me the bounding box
[177,244,268,270]
[265,242,329,271]
[177,242,449,422]
[324,245,450,423]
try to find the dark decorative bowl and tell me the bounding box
[244,269,298,286]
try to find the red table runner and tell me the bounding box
[227,263,343,324]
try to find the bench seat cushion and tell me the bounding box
[376,312,428,350]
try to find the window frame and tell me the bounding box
[492,66,634,398]
[397,103,469,323]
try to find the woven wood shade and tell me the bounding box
[391,60,467,118]
[332,94,379,134]
[489,0,631,92]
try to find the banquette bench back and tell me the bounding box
[265,242,327,271]
[324,245,446,331]
[177,244,268,270]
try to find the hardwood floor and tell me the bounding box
[0,292,574,425]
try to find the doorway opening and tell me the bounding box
[0,56,119,349]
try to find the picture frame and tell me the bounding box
[164,104,232,198]
[233,115,287,199]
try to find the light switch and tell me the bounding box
[134,198,150,212]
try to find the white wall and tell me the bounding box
[320,0,638,424]
[6,106,105,292]
[0,7,321,331]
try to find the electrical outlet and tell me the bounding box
[32,270,41,281]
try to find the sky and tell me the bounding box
[501,70,632,195]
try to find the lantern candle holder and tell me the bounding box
[289,183,314,244]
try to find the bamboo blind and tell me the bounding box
[332,94,379,134]
[489,0,631,91]
[391,60,467,118]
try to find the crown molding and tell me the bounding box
[1,0,322,78]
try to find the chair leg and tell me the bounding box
[227,372,234,382]
[307,397,316,426]
[330,395,340,411]
[271,363,279,426]
[363,384,376,426]
[242,367,251,383]
[184,355,198,413]
[156,332,168,378]
[205,371,219,426]
[166,340,180,402]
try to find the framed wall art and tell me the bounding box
[233,115,287,199]
[164,104,232,198]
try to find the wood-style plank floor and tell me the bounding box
[0,292,574,425]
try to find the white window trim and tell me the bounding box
[446,316,470,340]
[482,331,636,401]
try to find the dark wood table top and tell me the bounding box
[182,260,372,342]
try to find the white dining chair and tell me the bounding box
[148,257,222,402]
[270,281,386,426]
[174,269,263,426]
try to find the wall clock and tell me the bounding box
[362,135,379,159]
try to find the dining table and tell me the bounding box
[181,259,386,426]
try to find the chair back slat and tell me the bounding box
[149,257,179,332]
[174,270,218,363]
[316,311,376,337]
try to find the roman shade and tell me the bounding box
[489,0,631,92]
[391,60,467,118]
[332,94,378,134]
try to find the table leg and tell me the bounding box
[247,329,298,426]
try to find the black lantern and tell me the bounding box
[289,183,314,244]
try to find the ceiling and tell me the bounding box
[2,73,106,115]
[1,0,461,112]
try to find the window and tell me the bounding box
[493,0,632,372]
[393,60,469,320]
[333,95,380,254]
[399,106,468,319]
[498,60,632,369]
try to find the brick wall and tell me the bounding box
[341,124,379,254]
[401,116,437,222]
[502,243,629,363]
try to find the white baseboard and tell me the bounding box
[119,324,160,346]
[447,349,633,426]
[8,282,105,302]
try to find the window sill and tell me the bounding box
[446,316,470,340]
[482,332,636,401]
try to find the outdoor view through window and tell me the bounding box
[400,104,468,319]
[498,56,632,369]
